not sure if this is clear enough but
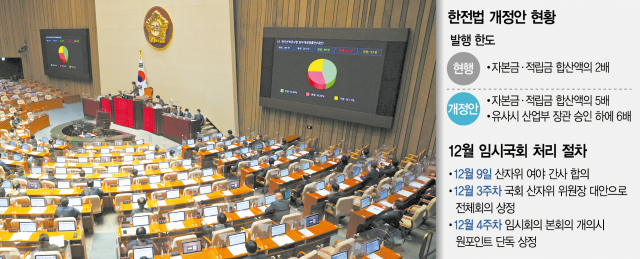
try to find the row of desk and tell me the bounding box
[82,98,201,143]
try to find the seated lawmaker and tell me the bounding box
[166,150,179,162]
[202,213,231,237]
[379,159,400,178]
[28,135,38,146]
[377,200,405,229]
[125,227,159,253]
[260,158,275,178]
[35,234,61,252]
[279,138,289,151]
[173,106,184,117]
[55,197,80,219]
[360,162,380,188]
[226,130,234,140]
[265,192,290,222]
[184,108,192,119]
[155,95,165,106]
[252,134,264,149]
[245,240,268,259]
[358,148,370,162]
[131,197,154,216]
[81,180,104,198]
[301,149,316,160]
[327,183,347,205]
[71,125,81,136]
[291,173,311,203]
[334,155,349,173]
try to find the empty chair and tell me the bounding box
[163,173,177,182]
[247,219,272,239]
[300,159,315,167]
[114,194,132,213]
[170,160,182,168]
[146,164,159,171]
[189,170,203,179]
[103,178,118,187]
[133,176,149,185]
[120,166,133,173]
[280,212,303,227]
[324,196,355,226]
[211,227,235,247]
[82,195,103,215]
[151,191,167,200]
[40,180,56,189]
[258,155,269,165]
[298,250,318,259]
[44,196,61,206]
[45,95,52,100]
[211,180,228,191]
[288,162,300,173]
[400,204,429,240]
[183,186,199,196]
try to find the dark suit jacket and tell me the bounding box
[131,207,154,216]
[227,135,235,140]
[380,209,404,229]
[28,139,38,146]
[173,110,184,117]
[35,243,61,252]
[292,180,310,198]
[55,206,80,219]
[184,112,192,119]
[158,99,165,106]
[81,186,104,198]
[252,139,263,149]
[0,161,10,173]
[194,113,205,126]
[260,166,272,178]
[327,191,348,205]
[380,166,399,178]
[71,129,81,136]
[361,169,380,187]
[334,162,348,173]
[265,199,289,222]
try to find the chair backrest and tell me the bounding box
[44,196,61,206]
[333,238,355,254]
[404,162,413,171]
[9,218,33,229]
[288,162,299,172]
[114,193,132,212]
[151,190,167,200]
[133,176,149,185]
[275,150,285,158]
[137,146,149,152]
[212,227,235,247]
[300,182,315,203]
[41,180,56,189]
[324,173,335,186]
[45,95,52,100]
[299,250,318,259]
[163,173,177,182]
[146,164,159,170]
[0,247,21,259]
[16,99,24,105]
[249,219,272,239]
[189,170,202,179]
[265,169,279,186]
[215,142,225,149]
[183,186,199,196]
[170,160,182,168]
[212,180,228,191]
[31,251,62,259]
[82,195,102,214]
[237,161,250,172]
[104,178,118,187]
[280,212,302,227]
[363,185,376,197]
[258,155,269,165]
[334,196,355,217]
[94,166,107,174]
[300,159,314,167]
[425,197,436,218]
[120,166,133,173]
[378,177,391,189]
[171,234,198,250]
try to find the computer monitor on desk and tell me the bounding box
[177,172,188,181]
[331,250,348,259]
[250,160,259,167]
[265,194,276,206]
[305,214,319,228]
[187,139,195,145]
[136,139,144,145]
[19,222,37,232]
[166,189,180,200]
[337,174,345,184]
[280,168,289,178]
[27,181,41,189]
[55,167,67,175]
[115,140,123,146]
[159,162,169,170]
[236,200,250,212]
[148,144,156,151]
[182,239,202,255]
[125,147,135,153]
[302,162,310,171]
[168,211,185,223]
[68,197,82,206]
[118,178,132,187]
[100,156,110,163]
[145,153,154,160]
[206,144,214,151]
[132,245,153,259]
[58,220,76,232]
[101,148,110,154]
[183,159,192,168]
[78,157,89,163]
[271,223,286,237]
[321,155,327,163]
[360,197,371,209]
[202,136,210,142]
[228,180,240,190]
[13,154,22,161]
[366,239,381,255]
[57,180,71,189]
[203,206,218,218]
[56,157,66,163]
[199,185,212,195]
[31,167,42,175]
[224,141,231,146]
[132,193,145,203]
[108,166,119,174]
[31,198,45,207]
[203,168,214,177]
[123,155,134,162]
[149,175,161,184]
[286,149,293,157]
[132,215,150,227]
[224,151,233,159]
[93,141,101,147]
[228,232,246,247]
[0,198,8,207]
[134,164,145,172]
[316,182,325,192]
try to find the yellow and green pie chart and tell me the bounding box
[58,46,69,63]
[308,59,337,90]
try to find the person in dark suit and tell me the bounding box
[202,213,231,237]
[302,149,316,160]
[334,155,349,173]
[55,197,80,219]
[265,192,290,223]
[279,138,289,152]
[226,130,234,140]
[125,227,158,253]
[420,185,436,205]
[291,173,311,203]
[244,240,268,259]
[28,135,38,146]
[184,108,192,119]
[81,180,104,198]
[71,125,81,136]
[173,106,184,117]
[327,183,347,205]
[0,179,5,198]
[378,200,404,229]
[361,162,380,188]
[131,82,139,96]
[131,197,154,216]
[260,158,275,178]
[252,134,264,150]
[15,169,28,180]
[35,234,61,252]
[114,90,124,98]
[74,172,87,184]
[358,148,370,162]
[155,95,165,106]
[194,109,205,126]
[379,159,400,178]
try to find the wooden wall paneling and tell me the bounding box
[234,0,436,159]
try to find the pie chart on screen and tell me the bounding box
[58,46,69,63]
[308,59,337,90]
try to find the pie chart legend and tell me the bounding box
[58,46,69,63]
[308,59,337,90]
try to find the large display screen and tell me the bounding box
[40,29,92,81]
[260,27,408,128]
